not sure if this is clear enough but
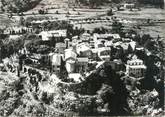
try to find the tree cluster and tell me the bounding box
[1,0,41,13]
[0,37,24,59]
[78,0,110,8]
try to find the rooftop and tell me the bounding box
[94,33,121,39]
[68,73,84,83]
[65,49,77,60]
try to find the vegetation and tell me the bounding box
[107,9,114,16]
[127,27,165,110]
[78,0,110,8]
[38,9,48,15]
[93,27,109,34]
[60,62,130,116]
[112,20,124,34]
[1,0,41,13]
[0,36,24,59]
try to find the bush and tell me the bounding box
[107,9,113,16]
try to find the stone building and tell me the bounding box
[65,49,77,73]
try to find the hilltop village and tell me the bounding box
[0,0,164,116]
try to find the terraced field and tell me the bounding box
[115,8,165,38]
[31,0,69,9]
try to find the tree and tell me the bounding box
[107,9,113,16]
[1,0,42,13]
[97,84,115,103]
[79,0,110,8]
[38,9,45,14]
[19,16,25,26]
[78,97,97,116]
[1,6,5,12]
[55,10,59,14]
[112,21,124,34]
[140,34,151,45]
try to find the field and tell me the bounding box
[29,1,165,38]
[115,8,165,38]
[1,1,165,39]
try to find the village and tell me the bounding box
[0,0,164,116]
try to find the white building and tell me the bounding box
[56,42,66,53]
[68,73,84,83]
[129,41,137,52]
[123,3,135,9]
[76,43,92,58]
[126,56,146,78]
[80,32,91,41]
[97,39,106,48]
[4,26,33,35]
[64,38,70,48]
[65,49,77,73]
[98,47,111,61]
[93,33,120,49]
[75,57,89,73]
[49,53,62,73]
[39,30,67,41]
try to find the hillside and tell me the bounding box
[0,14,14,27]
[0,0,41,13]
[0,60,163,116]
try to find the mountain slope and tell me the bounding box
[1,0,41,13]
